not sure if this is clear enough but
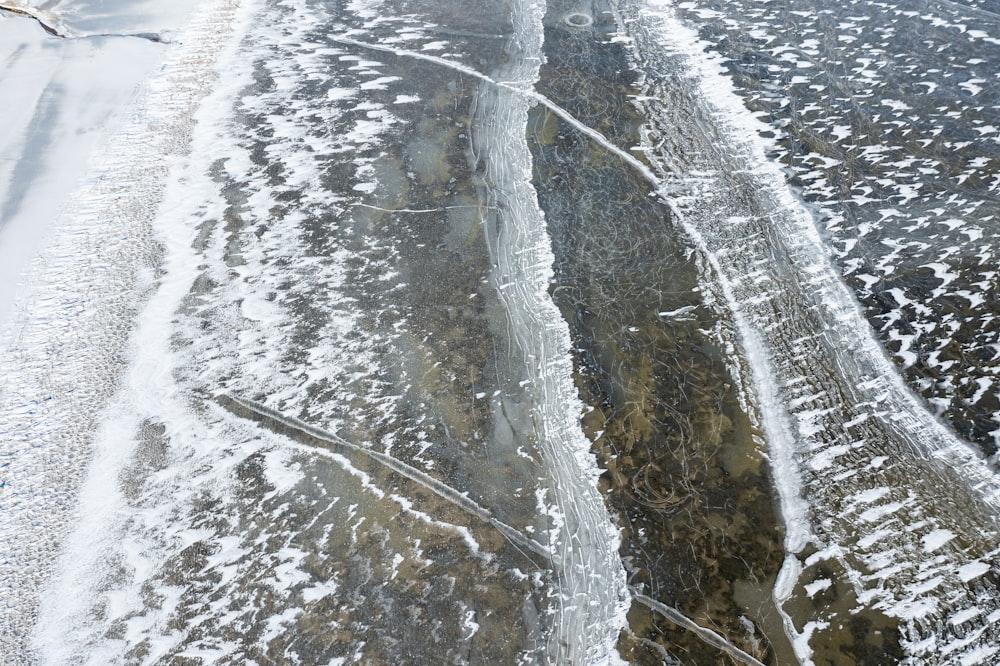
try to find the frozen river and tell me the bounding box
[1,0,999,663]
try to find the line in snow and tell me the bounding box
[353,203,495,213]
[0,2,66,37]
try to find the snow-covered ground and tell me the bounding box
[0,1,239,659]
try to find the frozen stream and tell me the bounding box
[0,0,999,663]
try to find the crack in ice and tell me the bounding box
[330,34,660,186]
[217,393,554,562]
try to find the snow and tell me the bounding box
[1,0,248,658]
[922,529,956,553]
[0,21,161,333]
[43,0,204,35]
[950,606,983,626]
[4,0,638,660]
[957,561,991,583]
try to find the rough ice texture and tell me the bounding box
[670,0,1000,457]
[618,0,1000,663]
[26,0,629,662]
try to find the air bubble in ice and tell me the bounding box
[563,13,593,28]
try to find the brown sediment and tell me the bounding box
[631,592,766,666]
[138,6,570,660]
[571,299,790,664]
[530,6,794,663]
[218,394,806,664]
[778,551,904,665]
